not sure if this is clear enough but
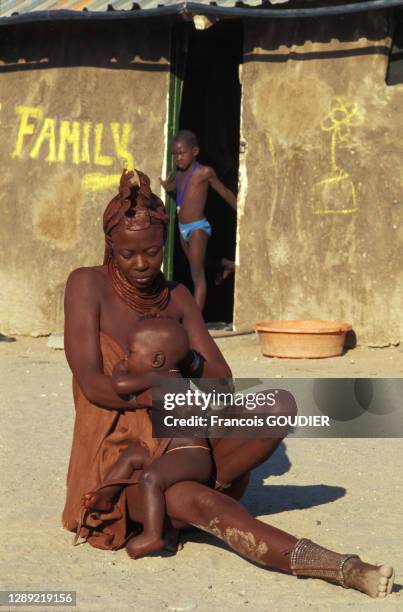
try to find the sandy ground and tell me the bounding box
[1,335,402,612]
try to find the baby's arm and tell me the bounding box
[112,360,156,396]
[159,173,176,193]
[207,168,237,210]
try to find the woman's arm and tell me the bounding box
[64,268,147,410]
[174,284,232,379]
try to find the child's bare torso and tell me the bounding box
[176,163,210,224]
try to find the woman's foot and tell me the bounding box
[126,532,165,559]
[343,557,395,598]
[291,539,395,599]
[81,489,115,513]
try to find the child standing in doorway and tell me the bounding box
[160,130,237,312]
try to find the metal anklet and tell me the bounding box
[290,538,359,587]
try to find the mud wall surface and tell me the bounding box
[235,11,403,346]
[0,20,169,335]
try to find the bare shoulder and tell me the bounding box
[65,265,106,298]
[169,281,194,308]
[169,282,202,319]
[196,164,215,181]
[204,165,217,178]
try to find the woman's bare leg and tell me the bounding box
[165,483,394,598]
[213,438,283,489]
[212,389,297,488]
[165,482,297,569]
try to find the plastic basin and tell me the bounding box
[255,319,352,359]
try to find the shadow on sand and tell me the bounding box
[182,442,346,552]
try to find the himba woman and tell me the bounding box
[62,169,394,599]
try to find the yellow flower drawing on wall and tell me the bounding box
[312,97,363,215]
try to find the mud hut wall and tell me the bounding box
[0,20,170,335]
[235,11,403,345]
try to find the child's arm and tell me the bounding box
[207,168,237,210]
[159,173,176,193]
[112,360,156,396]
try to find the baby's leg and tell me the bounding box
[126,448,212,559]
[82,441,151,512]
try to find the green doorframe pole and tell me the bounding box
[163,25,189,279]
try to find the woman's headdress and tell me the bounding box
[103,169,169,265]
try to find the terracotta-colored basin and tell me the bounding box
[255,320,352,359]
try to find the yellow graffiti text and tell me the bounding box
[94,123,113,166]
[13,106,43,159]
[111,122,134,169]
[11,106,135,176]
[81,172,122,192]
[30,117,57,162]
[58,120,80,164]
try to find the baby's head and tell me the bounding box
[126,316,189,374]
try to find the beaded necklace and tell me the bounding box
[108,259,170,314]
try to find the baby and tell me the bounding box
[81,317,212,559]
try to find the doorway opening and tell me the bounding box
[174,20,243,324]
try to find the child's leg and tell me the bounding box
[187,230,209,311]
[126,448,212,559]
[205,254,235,285]
[215,258,235,285]
[82,441,151,512]
[179,233,190,259]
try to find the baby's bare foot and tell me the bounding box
[164,527,183,553]
[126,533,165,559]
[81,491,114,513]
[343,557,394,598]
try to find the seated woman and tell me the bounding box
[63,169,394,599]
